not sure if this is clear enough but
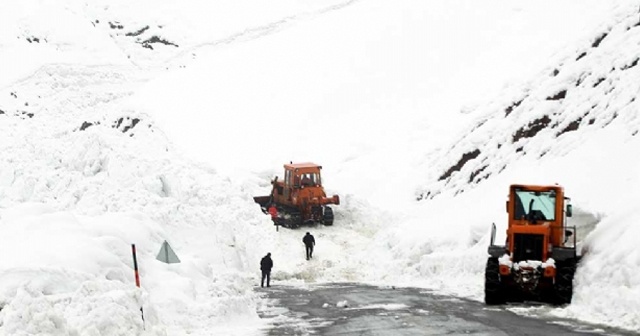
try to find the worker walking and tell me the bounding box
[260,253,273,287]
[303,232,315,260]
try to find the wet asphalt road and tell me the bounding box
[256,283,637,336]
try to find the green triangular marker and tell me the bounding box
[156,240,181,264]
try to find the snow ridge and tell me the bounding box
[419,3,640,200]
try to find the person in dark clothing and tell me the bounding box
[301,174,312,186]
[303,232,315,260]
[260,253,273,287]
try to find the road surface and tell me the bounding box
[256,283,636,335]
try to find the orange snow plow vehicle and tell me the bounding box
[485,184,578,305]
[253,162,339,228]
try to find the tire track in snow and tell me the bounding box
[2,0,361,90]
[168,0,362,64]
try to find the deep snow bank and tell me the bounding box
[0,68,269,334]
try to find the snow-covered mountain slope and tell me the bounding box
[1,0,639,334]
[131,0,624,211]
[419,6,640,202]
[0,0,354,87]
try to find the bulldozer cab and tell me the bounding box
[506,184,574,259]
[284,163,323,190]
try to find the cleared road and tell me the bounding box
[256,283,636,335]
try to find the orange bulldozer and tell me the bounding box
[254,162,340,228]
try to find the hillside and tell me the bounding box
[420,6,640,200]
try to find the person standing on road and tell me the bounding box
[303,232,315,260]
[260,253,273,287]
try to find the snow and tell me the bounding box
[352,303,408,311]
[1,0,640,334]
[336,300,349,309]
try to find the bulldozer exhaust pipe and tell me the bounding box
[324,195,340,205]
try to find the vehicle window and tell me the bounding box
[514,189,556,221]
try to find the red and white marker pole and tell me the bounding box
[131,244,145,328]
[131,244,141,287]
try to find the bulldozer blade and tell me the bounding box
[254,196,271,213]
